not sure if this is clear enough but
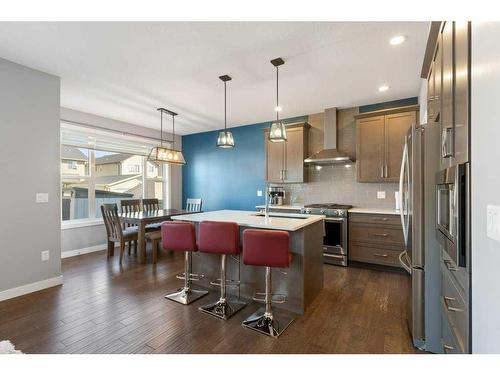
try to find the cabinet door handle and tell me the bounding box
[280,170,283,180]
[372,233,389,237]
[373,253,388,258]
[380,166,384,178]
[384,165,388,178]
[444,259,458,272]
[443,344,455,353]
[283,169,287,181]
[443,296,464,312]
[373,218,389,222]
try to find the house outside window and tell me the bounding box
[60,122,170,223]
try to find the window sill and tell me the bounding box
[61,218,104,230]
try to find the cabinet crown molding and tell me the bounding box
[354,105,420,120]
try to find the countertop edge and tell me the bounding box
[348,208,400,215]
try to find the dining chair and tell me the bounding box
[142,198,163,232]
[101,204,138,265]
[186,198,202,212]
[120,199,142,254]
[142,198,160,211]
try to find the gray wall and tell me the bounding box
[0,58,61,291]
[471,22,500,353]
[60,108,183,254]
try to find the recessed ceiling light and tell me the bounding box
[378,85,389,92]
[390,35,406,46]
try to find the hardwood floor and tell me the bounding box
[0,250,419,354]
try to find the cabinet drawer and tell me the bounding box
[349,244,401,267]
[349,224,404,247]
[441,261,468,353]
[441,309,464,354]
[349,213,401,227]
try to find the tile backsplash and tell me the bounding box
[285,163,399,209]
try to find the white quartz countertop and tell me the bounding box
[255,204,304,211]
[348,207,400,215]
[171,210,325,231]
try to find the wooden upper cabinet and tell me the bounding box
[284,126,308,183]
[356,116,385,182]
[264,123,309,183]
[355,106,417,183]
[265,136,285,183]
[385,111,416,181]
[427,62,435,122]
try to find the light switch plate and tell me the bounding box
[41,250,50,261]
[487,205,500,242]
[257,190,263,197]
[36,193,49,203]
[377,191,386,199]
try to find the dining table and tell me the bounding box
[119,208,198,264]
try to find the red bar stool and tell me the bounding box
[197,221,246,320]
[161,221,208,305]
[241,229,293,338]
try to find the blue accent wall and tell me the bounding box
[182,116,307,211]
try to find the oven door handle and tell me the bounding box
[324,217,346,222]
[323,253,345,260]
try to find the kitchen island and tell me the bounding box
[171,210,325,314]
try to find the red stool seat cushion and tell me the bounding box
[198,221,240,255]
[161,221,197,252]
[242,229,290,268]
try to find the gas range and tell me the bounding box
[301,203,353,267]
[301,203,353,218]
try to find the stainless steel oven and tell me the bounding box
[323,217,348,266]
[436,163,469,268]
[302,203,351,267]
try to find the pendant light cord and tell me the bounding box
[224,81,227,130]
[276,66,279,121]
[160,110,163,147]
[172,114,175,149]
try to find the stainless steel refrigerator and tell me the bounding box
[398,122,441,352]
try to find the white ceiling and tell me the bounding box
[0,22,429,135]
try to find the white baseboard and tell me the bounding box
[61,243,112,259]
[0,275,64,302]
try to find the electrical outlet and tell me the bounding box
[41,250,50,261]
[487,205,500,242]
[377,191,386,199]
[257,190,263,197]
[36,193,49,203]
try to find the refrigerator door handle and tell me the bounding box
[399,250,412,274]
[399,141,409,246]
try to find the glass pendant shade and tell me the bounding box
[217,130,235,148]
[269,120,287,142]
[148,146,186,165]
[148,108,185,166]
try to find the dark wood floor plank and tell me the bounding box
[0,250,419,354]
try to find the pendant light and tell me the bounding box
[148,108,186,165]
[269,57,287,142]
[217,75,235,148]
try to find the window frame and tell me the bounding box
[61,137,171,229]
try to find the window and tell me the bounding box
[94,151,144,218]
[60,122,170,223]
[61,146,90,221]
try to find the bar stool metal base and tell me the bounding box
[242,307,294,338]
[199,299,246,320]
[165,287,208,305]
[165,251,208,305]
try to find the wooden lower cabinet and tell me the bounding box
[349,213,403,268]
[350,243,401,267]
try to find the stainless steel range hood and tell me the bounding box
[304,107,354,165]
